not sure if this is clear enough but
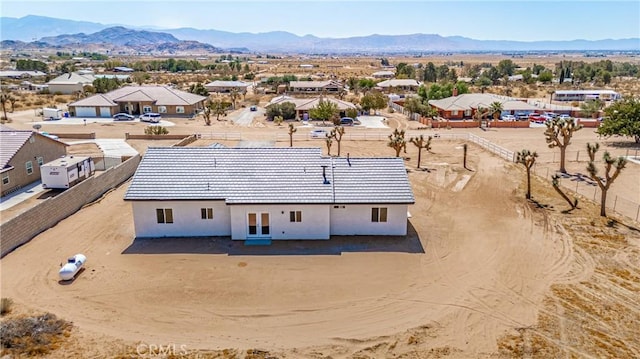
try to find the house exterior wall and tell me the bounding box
[131,200,231,238]
[48,83,84,94]
[330,204,408,236]
[1,134,67,196]
[229,204,330,240]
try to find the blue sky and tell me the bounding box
[2,1,639,41]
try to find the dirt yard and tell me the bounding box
[1,121,639,358]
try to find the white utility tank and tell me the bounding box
[59,254,86,281]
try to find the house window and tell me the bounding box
[176,106,185,114]
[452,110,459,116]
[156,208,174,224]
[289,211,302,222]
[371,207,388,223]
[37,157,44,166]
[201,208,213,220]
[143,106,152,113]
[25,161,33,175]
[158,106,167,113]
[1,172,9,185]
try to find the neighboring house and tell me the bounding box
[552,90,622,102]
[67,85,207,117]
[124,147,414,241]
[288,80,343,94]
[204,80,251,94]
[428,93,540,120]
[267,95,357,119]
[0,70,47,79]
[47,72,96,94]
[372,71,395,79]
[0,125,67,196]
[376,79,420,93]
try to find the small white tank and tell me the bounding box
[59,254,87,281]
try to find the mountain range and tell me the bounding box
[2,15,639,53]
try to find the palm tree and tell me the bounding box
[580,99,604,119]
[586,143,627,217]
[410,135,432,169]
[489,101,503,120]
[544,118,583,173]
[288,123,297,147]
[516,149,538,199]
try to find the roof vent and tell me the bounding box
[321,165,330,184]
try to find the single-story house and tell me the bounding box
[204,80,251,94]
[0,125,67,196]
[0,70,47,79]
[372,71,395,79]
[47,72,96,94]
[376,79,420,93]
[267,95,357,119]
[67,85,207,117]
[288,80,343,94]
[124,147,415,241]
[428,94,540,120]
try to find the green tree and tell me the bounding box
[586,143,627,217]
[597,97,640,143]
[357,78,377,94]
[359,91,387,115]
[423,62,437,82]
[538,70,553,83]
[345,108,358,119]
[497,59,517,77]
[210,99,230,121]
[288,123,297,147]
[388,129,407,157]
[580,99,604,119]
[516,149,538,200]
[381,58,390,66]
[544,118,583,173]
[330,126,346,156]
[92,78,121,93]
[396,63,416,79]
[309,99,338,125]
[410,135,432,169]
[16,59,48,72]
[189,83,209,97]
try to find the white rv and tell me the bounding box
[42,108,63,120]
[41,155,95,189]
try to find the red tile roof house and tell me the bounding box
[0,126,67,196]
[67,85,207,118]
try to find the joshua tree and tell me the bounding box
[202,100,213,125]
[288,123,297,147]
[325,136,333,156]
[210,99,229,121]
[229,88,239,109]
[544,117,583,173]
[516,149,538,199]
[586,142,627,217]
[551,175,578,210]
[0,90,11,122]
[463,143,468,170]
[409,135,432,169]
[387,129,407,157]
[329,126,345,156]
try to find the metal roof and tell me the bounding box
[124,147,414,205]
[205,80,250,88]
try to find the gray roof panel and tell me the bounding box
[124,147,414,204]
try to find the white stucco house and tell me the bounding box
[124,147,415,241]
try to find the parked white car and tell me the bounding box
[310,129,328,138]
[501,114,516,121]
[139,113,161,123]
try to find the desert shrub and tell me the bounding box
[1,298,13,315]
[0,312,72,356]
[144,126,169,135]
[54,97,67,103]
[34,99,45,106]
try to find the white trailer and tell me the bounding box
[41,155,95,189]
[43,108,63,120]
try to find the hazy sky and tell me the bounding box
[2,0,639,41]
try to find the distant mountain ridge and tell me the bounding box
[2,15,639,53]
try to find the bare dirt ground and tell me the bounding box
[2,125,639,358]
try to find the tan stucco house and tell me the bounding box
[68,85,207,118]
[0,125,67,196]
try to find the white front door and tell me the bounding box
[247,212,270,238]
